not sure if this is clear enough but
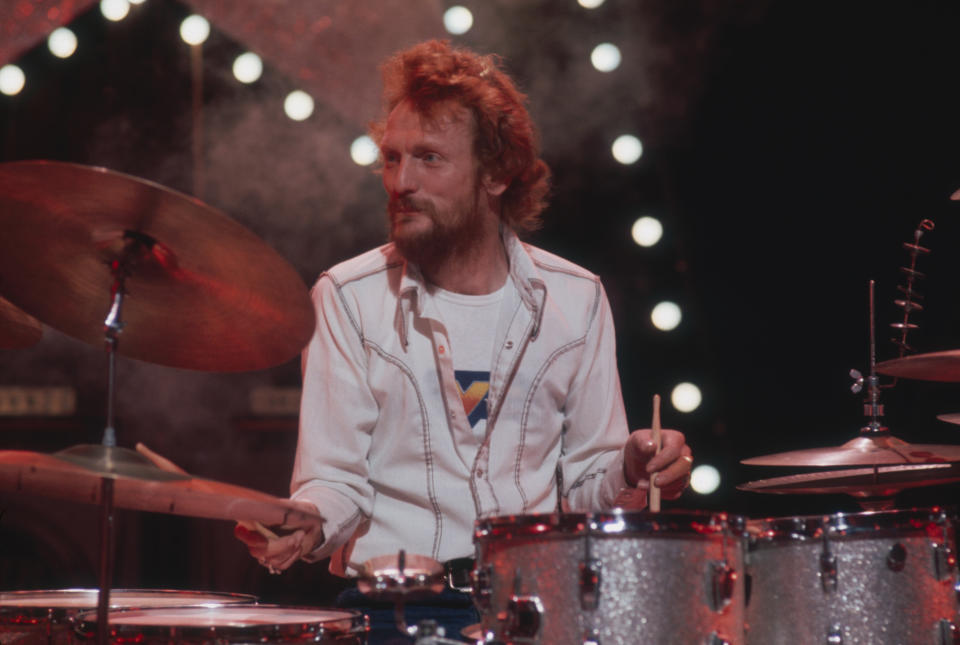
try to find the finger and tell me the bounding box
[234,523,268,553]
[645,430,685,474]
[274,534,306,571]
[651,450,693,489]
[135,442,189,475]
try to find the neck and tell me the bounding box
[420,223,509,295]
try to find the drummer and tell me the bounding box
[236,39,693,641]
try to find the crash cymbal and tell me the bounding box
[937,413,960,425]
[0,160,314,371]
[0,294,41,349]
[738,462,960,498]
[741,434,960,467]
[0,449,321,526]
[875,350,960,382]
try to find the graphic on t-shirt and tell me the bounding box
[454,370,490,427]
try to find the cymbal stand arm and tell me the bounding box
[861,280,887,437]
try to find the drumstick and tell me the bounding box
[649,394,662,512]
[238,520,279,540]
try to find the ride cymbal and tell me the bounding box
[0,160,314,371]
[0,294,41,349]
[741,435,960,467]
[738,462,960,498]
[876,350,960,382]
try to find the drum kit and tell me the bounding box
[0,160,958,643]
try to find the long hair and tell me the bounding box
[372,40,551,233]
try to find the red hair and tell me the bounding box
[372,40,551,233]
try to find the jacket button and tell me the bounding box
[505,340,514,349]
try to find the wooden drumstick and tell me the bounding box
[649,394,662,512]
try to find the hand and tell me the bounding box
[623,428,692,499]
[233,502,325,574]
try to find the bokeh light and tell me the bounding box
[671,382,702,413]
[443,6,474,35]
[48,27,78,59]
[232,52,263,83]
[0,65,26,96]
[591,43,621,72]
[651,301,682,331]
[180,15,210,45]
[690,464,721,494]
[100,0,130,21]
[631,216,663,247]
[612,134,643,164]
[350,135,379,166]
[284,90,315,121]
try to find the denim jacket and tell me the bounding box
[291,229,636,576]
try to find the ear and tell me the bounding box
[481,173,508,197]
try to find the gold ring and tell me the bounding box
[682,455,694,464]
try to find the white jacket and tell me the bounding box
[291,230,637,576]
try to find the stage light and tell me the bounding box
[180,15,210,46]
[48,27,78,59]
[612,134,643,164]
[578,0,605,8]
[443,6,474,35]
[651,301,681,331]
[690,464,720,494]
[232,52,263,84]
[350,135,379,166]
[100,0,130,21]
[128,0,145,4]
[0,65,26,96]
[631,216,662,247]
[671,382,701,413]
[284,90,314,121]
[590,43,621,72]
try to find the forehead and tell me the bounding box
[381,99,475,148]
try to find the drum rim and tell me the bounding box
[475,510,747,539]
[0,588,257,619]
[73,604,368,636]
[747,506,953,541]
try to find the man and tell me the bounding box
[236,40,692,640]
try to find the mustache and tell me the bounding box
[388,197,432,215]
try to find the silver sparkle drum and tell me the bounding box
[0,589,256,645]
[745,508,960,644]
[474,511,747,644]
[73,605,369,644]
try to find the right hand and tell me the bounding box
[233,504,325,573]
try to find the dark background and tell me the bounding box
[1,0,959,604]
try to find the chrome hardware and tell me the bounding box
[579,557,602,610]
[938,619,958,645]
[934,542,957,582]
[497,595,543,643]
[706,632,730,645]
[709,560,737,613]
[891,218,934,355]
[473,564,492,609]
[582,628,601,645]
[849,369,863,394]
[886,542,907,571]
[820,545,838,593]
[826,624,844,644]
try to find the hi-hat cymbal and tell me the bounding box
[0,449,320,526]
[876,350,960,382]
[937,413,960,425]
[0,160,314,372]
[741,434,960,467]
[0,294,41,349]
[738,462,960,498]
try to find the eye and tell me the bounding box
[422,152,442,163]
[382,150,399,165]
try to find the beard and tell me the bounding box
[388,192,486,269]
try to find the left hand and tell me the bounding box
[622,428,693,499]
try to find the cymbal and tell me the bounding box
[741,434,960,467]
[738,462,960,498]
[0,294,41,349]
[876,350,960,382]
[937,413,960,425]
[0,448,321,526]
[0,160,314,372]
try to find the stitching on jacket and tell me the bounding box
[366,340,444,560]
[566,469,607,495]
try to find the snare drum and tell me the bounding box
[73,605,368,644]
[474,510,747,644]
[745,508,959,644]
[0,589,256,645]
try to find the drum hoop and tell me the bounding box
[73,604,367,637]
[748,507,953,542]
[0,589,257,622]
[475,510,746,540]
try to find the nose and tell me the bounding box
[386,157,416,197]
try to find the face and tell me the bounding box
[380,99,489,266]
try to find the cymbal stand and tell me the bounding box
[94,244,139,645]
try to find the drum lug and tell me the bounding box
[708,560,736,613]
[706,631,731,645]
[938,619,959,645]
[579,557,602,610]
[819,550,838,593]
[933,542,957,582]
[496,595,543,643]
[826,624,844,644]
[473,564,493,610]
[886,542,907,571]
